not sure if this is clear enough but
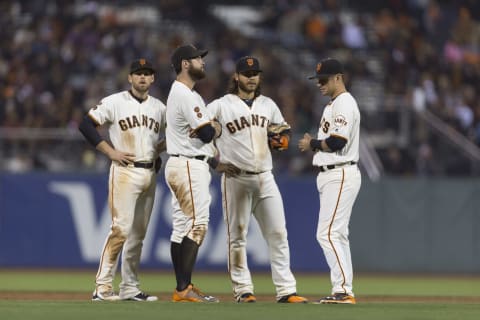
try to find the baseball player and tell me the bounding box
[79,59,166,302]
[165,44,236,303]
[298,58,361,304]
[207,56,308,303]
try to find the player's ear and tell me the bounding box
[128,74,133,84]
[182,59,189,71]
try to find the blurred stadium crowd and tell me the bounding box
[1,0,480,176]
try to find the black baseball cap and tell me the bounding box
[308,58,343,80]
[171,44,208,70]
[130,58,155,74]
[236,56,262,73]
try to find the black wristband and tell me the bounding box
[310,139,323,152]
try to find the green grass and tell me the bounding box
[0,270,478,296]
[1,301,480,320]
[1,270,480,320]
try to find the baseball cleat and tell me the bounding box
[92,290,121,301]
[314,293,356,304]
[277,293,308,303]
[125,292,158,302]
[237,292,257,303]
[172,284,219,303]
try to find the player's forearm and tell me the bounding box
[310,136,346,152]
[310,139,332,152]
[96,141,116,159]
[155,139,166,156]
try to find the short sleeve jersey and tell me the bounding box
[87,91,166,162]
[208,94,286,172]
[166,80,215,157]
[312,92,360,166]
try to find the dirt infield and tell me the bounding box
[1,291,480,303]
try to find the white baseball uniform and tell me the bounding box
[208,93,298,300]
[312,91,361,296]
[87,90,166,299]
[165,80,216,244]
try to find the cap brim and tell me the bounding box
[130,67,155,74]
[308,74,332,80]
[190,49,208,59]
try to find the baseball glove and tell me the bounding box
[267,123,291,151]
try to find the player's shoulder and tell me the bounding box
[208,94,235,106]
[337,92,357,103]
[99,91,128,104]
[254,94,271,103]
[148,95,167,109]
[255,95,278,108]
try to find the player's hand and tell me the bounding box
[109,150,136,166]
[211,120,222,139]
[298,133,313,152]
[216,163,241,177]
[155,139,166,156]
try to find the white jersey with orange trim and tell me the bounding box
[207,93,299,300]
[312,92,359,167]
[208,93,286,172]
[165,80,215,158]
[87,90,166,300]
[164,80,216,245]
[313,90,361,297]
[88,90,166,162]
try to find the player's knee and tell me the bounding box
[316,230,329,247]
[186,224,208,245]
[266,229,287,243]
[111,225,128,239]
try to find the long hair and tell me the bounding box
[227,74,261,98]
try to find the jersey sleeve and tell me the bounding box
[182,92,212,130]
[206,99,221,119]
[330,98,355,140]
[158,102,167,133]
[87,96,114,126]
[269,98,286,125]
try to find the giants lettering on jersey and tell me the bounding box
[225,114,269,134]
[119,115,160,133]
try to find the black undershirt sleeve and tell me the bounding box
[196,124,216,143]
[310,136,347,152]
[310,139,323,152]
[325,136,347,151]
[78,115,103,147]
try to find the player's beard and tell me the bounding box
[188,65,205,81]
[132,82,150,94]
[238,80,258,94]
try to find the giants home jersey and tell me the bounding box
[208,94,287,172]
[88,90,166,162]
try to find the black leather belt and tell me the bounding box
[133,161,154,169]
[318,161,356,172]
[240,170,266,175]
[171,154,208,161]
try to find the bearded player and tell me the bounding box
[207,56,308,304]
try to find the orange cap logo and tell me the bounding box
[316,63,322,73]
[247,58,254,66]
[139,58,146,65]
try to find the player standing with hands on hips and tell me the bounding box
[208,56,308,304]
[79,59,166,301]
[165,44,231,303]
[298,58,361,304]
